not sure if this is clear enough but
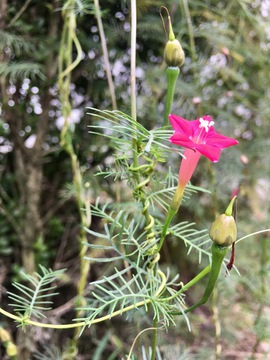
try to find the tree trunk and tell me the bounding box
[14,146,43,274]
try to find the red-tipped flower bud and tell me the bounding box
[209,197,237,247]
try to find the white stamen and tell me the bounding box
[199,118,215,132]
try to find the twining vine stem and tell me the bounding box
[1,230,268,329]
[0,270,167,330]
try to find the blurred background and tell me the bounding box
[0,0,269,359]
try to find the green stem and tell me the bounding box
[58,1,91,343]
[130,0,139,172]
[129,0,157,255]
[130,0,137,122]
[169,229,270,314]
[161,264,211,303]
[182,0,197,64]
[150,262,158,360]
[94,0,117,110]
[236,229,270,244]
[0,270,167,330]
[151,317,158,360]
[170,243,229,315]
[163,66,180,127]
[157,185,184,253]
[7,0,32,27]
[157,206,177,253]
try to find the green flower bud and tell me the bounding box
[209,197,237,247]
[163,14,185,68]
[209,214,237,246]
[164,39,185,67]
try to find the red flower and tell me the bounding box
[169,114,238,162]
[169,114,238,195]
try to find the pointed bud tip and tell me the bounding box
[225,196,237,216]
[167,15,175,41]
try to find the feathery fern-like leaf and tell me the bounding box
[7,265,65,319]
[87,108,181,159]
[169,222,212,263]
[0,30,35,55]
[0,62,45,81]
[34,345,63,360]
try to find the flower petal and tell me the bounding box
[195,143,221,162]
[169,113,238,162]
[169,114,193,137]
[188,119,202,136]
[170,133,195,149]
[205,133,238,148]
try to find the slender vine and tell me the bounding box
[129,3,160,356]
[58,0,91,344]
[130,155,158,257]
[94,0,117,110]
[0,270,167,330]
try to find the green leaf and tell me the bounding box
[7,265,65,319]
[0,62,45,81]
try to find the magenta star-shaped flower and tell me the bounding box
[169,114,238,162]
